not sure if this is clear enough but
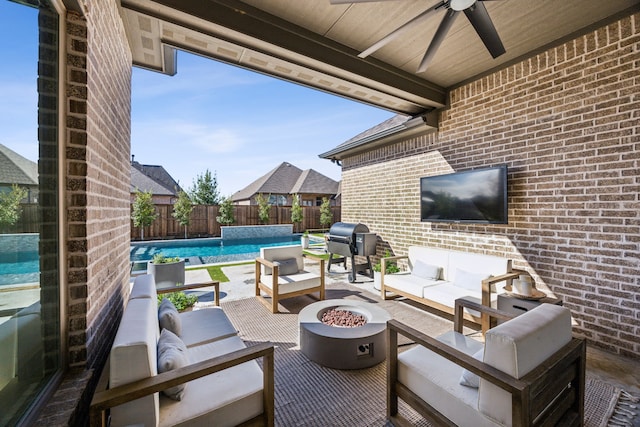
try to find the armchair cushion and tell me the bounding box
[274,257,299,275]
[260,245,305,275]
[478,304,572,425]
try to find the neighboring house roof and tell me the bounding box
[130,165,176,196]
[319,113,436,161]
[131,161,182,194]
[231,162,339,202]
[290,168,339,195]
[0,143,38,186]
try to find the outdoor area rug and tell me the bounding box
[219,284,637,426]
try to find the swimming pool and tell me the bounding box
[130,235,304,265]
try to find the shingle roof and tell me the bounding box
[130,165,176,196]
[290,168,339,195]
[131,162,182,194]
[231,162,339,201]
[0,143,38,186]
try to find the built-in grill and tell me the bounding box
[326,222,377,282]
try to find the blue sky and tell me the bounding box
[1,1,396,196]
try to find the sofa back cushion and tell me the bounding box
[129,273,159,311]
[110,297,160,427]
[408,246,448,277]
[260,245,304,275]
[478,304,572,426]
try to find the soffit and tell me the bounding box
[120,0,639,115]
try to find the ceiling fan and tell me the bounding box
[330,0,506,73]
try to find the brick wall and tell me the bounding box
[342,13,639,358]
[39,1,133,424]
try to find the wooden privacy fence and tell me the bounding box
[131,204,341,240]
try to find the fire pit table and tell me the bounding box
[298,299,391,370]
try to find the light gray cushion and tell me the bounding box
[459,348,484,388]
[274,257,299,276]
[157,329,188,401]
[412,260,442,280]
[159,298,182,336]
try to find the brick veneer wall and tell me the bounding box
[38,1,132,424]
[341,13,639,358]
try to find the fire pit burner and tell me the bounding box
[321,309,367,327]
[299,299,391,370]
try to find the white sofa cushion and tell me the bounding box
[110,297,159,427]
[385,272,442,296]
[452,268,490,291]
[478,304,572,426]
[408,246,449,277]
[411,259,442,280]
[179,307,238,348]
[398,331,497,427]
[459,348,484,388]
[159,336,265,427]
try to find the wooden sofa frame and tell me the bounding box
[381,255,523,333]
[387,298,586,427]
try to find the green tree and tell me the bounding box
[132,190,157,240]
[290,194,303,232]
[172,191,193,239]
[188,169,220,205]
[320,197,332,229]
[216,196,235,225]
[0,184,28,226]
[255,193,271,224]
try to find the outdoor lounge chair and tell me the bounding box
[387,298,586,427]
[255,245,325,313]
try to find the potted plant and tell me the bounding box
[301,230,310,249]
[147,253,185,287]
[372,250,400,290]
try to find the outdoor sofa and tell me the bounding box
[380,246,522,332]
[90,274,274,426]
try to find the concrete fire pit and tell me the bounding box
[298,299,391,370]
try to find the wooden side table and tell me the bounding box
[156,269,220,306]
[497,293,562,319]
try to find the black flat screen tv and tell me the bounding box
[420,165,508,224]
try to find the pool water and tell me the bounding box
[130,235,303,265]
[0,251,40,286]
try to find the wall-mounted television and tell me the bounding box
[420,165,508,224]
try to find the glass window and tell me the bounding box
[0,0,61,424]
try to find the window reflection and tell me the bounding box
[0,0,60,424]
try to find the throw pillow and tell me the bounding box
[274,257,299,276]
[459,348,484,388]
[454,268,490,291]
[411,260,442,280]
[157,329,188,400]
[158,298,182,336]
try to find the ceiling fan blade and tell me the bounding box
[330,0,395,4]
[417,8,457,73]
[464,1,505,58]
[358,1,446,59]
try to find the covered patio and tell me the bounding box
[2,0,638,425]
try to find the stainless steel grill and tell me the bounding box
[326,222,377,282]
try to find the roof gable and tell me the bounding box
[0,143,38,186]
[130,165,177,196]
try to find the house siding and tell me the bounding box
[341,13,639,358]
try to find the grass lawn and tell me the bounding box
[187,261,253,282]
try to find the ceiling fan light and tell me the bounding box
[450,0,476,12]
